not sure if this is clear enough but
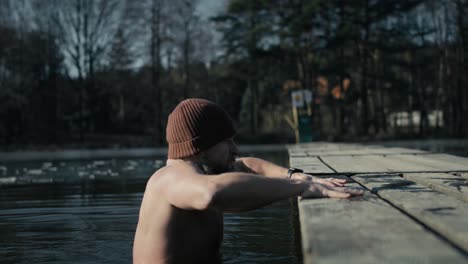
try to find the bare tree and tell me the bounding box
[173,0,201,99]
[30,0,63,140]
[454,0,467,135]
[150,0,165,145]
[52,0,121,140]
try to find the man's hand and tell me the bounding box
[291,173,347,187]
[300,183,365,199]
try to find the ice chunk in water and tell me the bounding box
[93,160,106,166]
[42,162,53,168]
[28,169,43,175]
[0,166,7,176]
[0,177,16,184]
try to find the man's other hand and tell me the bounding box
[292,173,347,187]
[300,183,365,199]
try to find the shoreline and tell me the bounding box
[0,144,287,162]
[0,139,467,162]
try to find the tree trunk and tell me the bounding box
[360,0,370,135]
[248,4,258,136]
[455,0,467,136]
[417,67,427,135]
[338,2,345,135]
[408,67,414,135]
[151,0,164,146]
[183,32,190,99]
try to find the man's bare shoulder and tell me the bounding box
[146,160,203,189]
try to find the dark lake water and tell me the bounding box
[0,151,301,264]
[1,141,467,264]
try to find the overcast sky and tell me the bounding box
[198,0,227,20]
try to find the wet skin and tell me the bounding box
[133,139,237,264]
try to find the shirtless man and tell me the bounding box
[133,98,364,264]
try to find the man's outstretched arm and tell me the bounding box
[235,157,346,187]
[235,157,288,177]
[160,163,363,212]
[208,172,308,212]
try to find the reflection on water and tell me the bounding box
[0,191,140,264]
[222,200,301,264]
[0,152,301,264]
[0,159,163,186]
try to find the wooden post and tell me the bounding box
[306,102,312,116]
[292,105,300,143]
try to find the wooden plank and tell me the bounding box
[304,145,372,155]
[288,143,426,157]
[320,154,468,173]
[317,156,383,173]
[289,157,335,173]
[319,155,432,173]
[298,182,467,264]
[288,143,363,155]
[288,142,342,150]
[402,173,468,203]
[460,173,468,180]
[352,173,468,253]
[421,154,468,167]
[385,154,468,171]
[363,155,441,172]
[288,150,308,157]
[306,147,427,157]
[363,147,428,155]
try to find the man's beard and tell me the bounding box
[196,155,233,174]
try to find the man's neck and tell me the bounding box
[166,158,208,174]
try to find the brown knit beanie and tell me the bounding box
[166,98,236,159]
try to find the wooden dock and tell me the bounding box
[287,143,468,264]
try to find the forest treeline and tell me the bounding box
[0,0,467,148]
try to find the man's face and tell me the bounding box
[198,138,239,174]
